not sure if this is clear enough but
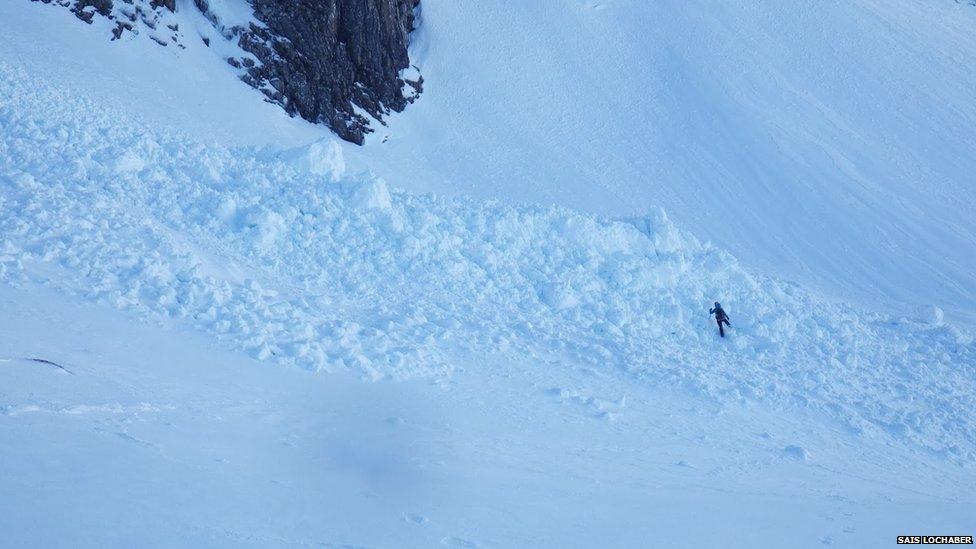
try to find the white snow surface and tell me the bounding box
[3,0,976,546]
[11,0,976,324]
[358,0,976,326]
[4,282,974,548]
[2,62,975,463]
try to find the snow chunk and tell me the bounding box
[216,197,237,223]
[912,305,945,326]
[279,138,346,181]
[340,175,392,212]
[114,151,146,174]
[622,209,690,255]
[241,209,286,251]
[539,283,579,310]
[11,172,37,190]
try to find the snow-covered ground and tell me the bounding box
[2,0,976,547]
[3,276,975,547]
[3,59,974,457]
[355,0,976,326]
[8,1,976,324]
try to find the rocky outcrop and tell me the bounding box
[28,0,423,144]
[229,0,422,144]
[31,0,185,45]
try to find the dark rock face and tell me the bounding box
[73,0,113,21]
[29,0,423,144]
[32,0,184,44]
[31,0,115,24]
[234,0,422,144]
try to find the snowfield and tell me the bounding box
[5,282,974,548]
[356,0,976,326]
[9,1,976,326]
[2,62,974,465]
[2,0,976,547]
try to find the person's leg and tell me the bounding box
[718,320,725,337]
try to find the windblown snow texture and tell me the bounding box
[1,63,973,463]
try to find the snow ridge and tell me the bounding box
[1,63,974,462]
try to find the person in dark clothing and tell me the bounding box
[709,302,731,337]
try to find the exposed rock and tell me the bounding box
[231,0,422,144]
[31,0,186,43]
[150,0,176,11]
[29,0,423,145]
[73,0,112,23]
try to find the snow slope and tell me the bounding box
[356,0,976,325]
[3,1,976,546]
[2,61,975,463]
[0,0,323,147]
[8,0,976,324]
[5,282,974,547]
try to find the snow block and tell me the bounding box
[278,138,346,182]
[339,174,393,212]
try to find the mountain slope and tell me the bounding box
[24,0,421,143]
[2,1,976,546]
[350,0,976,325]
[3,59,974,461]
[5,282,974,548]
[13,0,975,327]
[2,57,975,547]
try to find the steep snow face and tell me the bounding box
[20,0,421,144]
[2,63,974,463]
[351,0,976,325]
[0,1,324,146]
